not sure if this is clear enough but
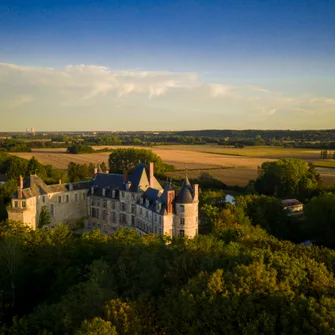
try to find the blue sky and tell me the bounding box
[0,0,334,130]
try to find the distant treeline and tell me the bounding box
[2,129,335,152]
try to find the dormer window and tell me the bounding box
[112,190,115,198]
[156,202,161,212]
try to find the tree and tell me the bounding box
[38,206,51,228]
[304,193,335,246]
[75,317,117,335]
[235,194,290,239]
[108,148,174,175]
[67,143,95,154]
[255,158,319,198]
[100,162,107,173]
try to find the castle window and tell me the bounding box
[97,199,100,207]
[14,201,18,208]
[131,193,136,200]
[121,202,126,211]
[180,218,185,225]
[74,194,78,202]
[91,198,95,206]
[50,204,55,217]
[92,208,100,219]
[102,210,106,221]
[159,228,162,235]
[103,200,106,208]
[42,196,46,203]
[58,196,62,204]
[179,230,185,237]
[154,214,157,222]
[131,215,135,226]
[66,195,69,203]
[180,205,184,212]
[131,204,135,213]
[22,201,26,208]
[111,201,115,210]
[159,216,162,225]
[121,192,125,198]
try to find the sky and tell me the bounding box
[0,0,334,131]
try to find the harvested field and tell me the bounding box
[9,145,335,187]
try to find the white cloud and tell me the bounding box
[0,62,334,130]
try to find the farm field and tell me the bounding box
[153,145,322,160]
[9,145,335,186]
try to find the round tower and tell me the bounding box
[174,177,199,238]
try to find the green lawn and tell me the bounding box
[314,160,335,169]
[156,145,321,160]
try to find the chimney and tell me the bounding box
[167,190,175,214]
[149,162,154,188]
[18,175,23,199]
[193,184,199,201]
[123,171,128,183]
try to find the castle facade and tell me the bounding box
[8,163,199,238]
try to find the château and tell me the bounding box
[8,163,199,237]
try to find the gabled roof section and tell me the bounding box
[175,176,194,204]
[13,175,49,199]
[91,173,124,190]
[12,175,91,199]
[127,164,150,192]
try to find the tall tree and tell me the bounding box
[109,148,174,175]
[38,206,51,228]
[255,158,319,198]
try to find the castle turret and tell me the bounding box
[174,177,199,238]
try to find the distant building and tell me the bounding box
[7,163,199,238]
[282,199,303,216]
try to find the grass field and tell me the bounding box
[9,145,335,187]
[154,145,322,160]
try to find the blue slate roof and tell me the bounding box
[175,177,194,204]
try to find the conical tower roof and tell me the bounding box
[175,176,194,204]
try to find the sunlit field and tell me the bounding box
[9,145,335,186]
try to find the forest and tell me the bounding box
[1,149,335,333]
[1,220,335,334]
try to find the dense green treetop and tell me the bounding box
[109,148,174,175]
[67,143,95,154]
[255,158,320,199]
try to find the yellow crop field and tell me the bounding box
[9,145,335,186]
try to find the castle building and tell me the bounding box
[7,163,199,238]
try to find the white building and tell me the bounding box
[8,163,199,238]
